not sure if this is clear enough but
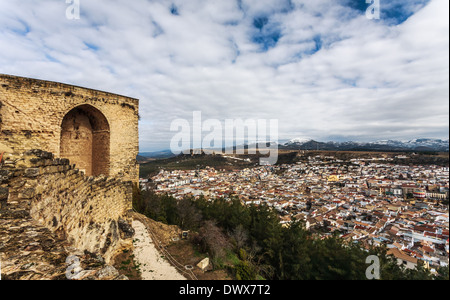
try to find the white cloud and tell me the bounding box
[0,0,448,150]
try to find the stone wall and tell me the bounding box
[0,74,139,183]
[0,149,135,278]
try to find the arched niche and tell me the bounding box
[60,104,110,176]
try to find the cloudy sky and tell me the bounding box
[0,0,448,151]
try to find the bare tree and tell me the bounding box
[198,220,231,260]
[176,197,202,230]
[229,224,248,251]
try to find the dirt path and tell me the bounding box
[132,220,186,280]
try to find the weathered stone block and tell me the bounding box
[197,258,210,271]
[0,186,9,201]
[118,218,135,239]
[24,149,53,160]
[19,187,35,199]
[0,169,11,178]
[96,265,119,279]
[24,168,40,178]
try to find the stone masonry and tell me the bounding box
[0,150,135,280]
[0,74,140,280]
[0,74,139,183]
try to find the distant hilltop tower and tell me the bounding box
[0,74,139,182]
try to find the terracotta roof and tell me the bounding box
[387,248,418,264]
[392,242,403,249]
[421,246,435,253]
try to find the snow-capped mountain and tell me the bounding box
[369,139,449,151]
[402,138,449,150]
[286,137,313,144]
[282,138,449,151]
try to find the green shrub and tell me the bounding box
[235,261,257,281]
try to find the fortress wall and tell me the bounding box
[0,74,139,183]
[0,150,135,265]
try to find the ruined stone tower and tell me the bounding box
[0,74,139,182]
[0,74,140,277]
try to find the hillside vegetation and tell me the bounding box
[132,189,449,280]
[139,153,256,178]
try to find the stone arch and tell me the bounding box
[60,104,110,176]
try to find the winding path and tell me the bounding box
[132,220,187,280]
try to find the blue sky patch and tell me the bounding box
[170,4,179,16]
[342,0,430,25]
[45,54,58,63]
[381,0,430,25]
[152,21,164,38]
[10,20,30,36]
[281,0,295,14]
[251,17,282,51]
[237,0,244,12]
[252,29,282,51]
[253,16,269,30]
[312,35,322,53]
[84,42,99,51]
[230,39,241,64]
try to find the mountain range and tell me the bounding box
[281,138,449,152]
[138,138,449,160]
